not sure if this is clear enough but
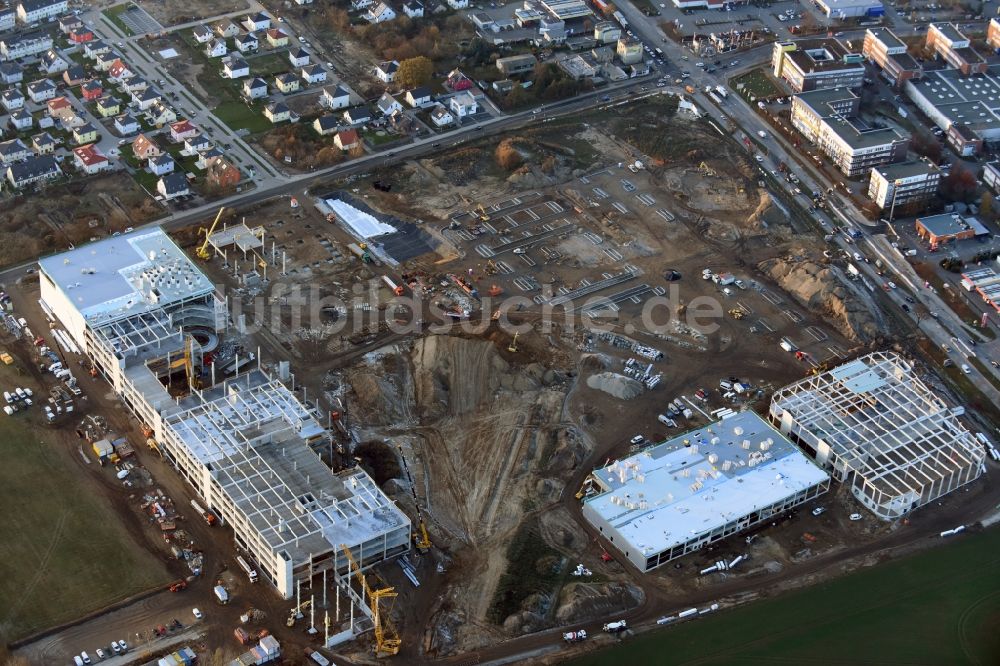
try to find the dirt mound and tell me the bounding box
[759,254,882,342]
[554,582,645,624]
[586,372,644,400]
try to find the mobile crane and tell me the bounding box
[196,207,226,260]
[340,545,401,657]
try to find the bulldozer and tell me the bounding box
[728,308,746,320]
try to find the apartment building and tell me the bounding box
[862,28,921,87]
[926,23,986,76]
[867,160,941,215]
[771,38,865,93]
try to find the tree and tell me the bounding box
[495,139,523,171]
[396,56,433,89]
[980,191,995,222]
[910,128,942,163]
[940,164,978,203]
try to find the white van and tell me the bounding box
[73,656,84,666]
[962,364,972,375]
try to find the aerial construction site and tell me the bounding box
[1,95,996,666]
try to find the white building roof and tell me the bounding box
[586,411,829,559]
[323,198,396,238]
[38,228,213,327]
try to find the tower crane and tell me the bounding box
[340,545,401,657]
[196,207,226,260]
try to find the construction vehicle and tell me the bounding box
[341,545,401,657]
[191,499,217,526]
[698,161,716,177]
[487,284,503,297]
[575,476,594,500]
[563,630,587,643]
[382,275,405,296]
[0,351,12,365]
[397,446,431,553]
[728,308,745,320]
[168,580,187,592]
[196,207,226,261]
[476,204,491,221]
[347,242,373,264]
[286,599,312,627]
[507,332,519,353]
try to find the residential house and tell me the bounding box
[58,14,82,33]
[6,155,60,189]
[242,77,268,100]
[301,64,326,85]
[0,62,22,85]
[242,12,271,33]
[206,156,240,189]
[264,101,291,123]
[114,113,139,136]
[402,1,424,18]
[27,79,56,103]
[192,24,213,43]
[72,122,98,146]
[31,131,55,154]
[0,7,11,31]
[321,85,350,110]
[80,79,103,101]
[46,96,73,121]
[157,173,189,200]
[182,133,211,155]
[335,128,360,151]
[2,33,53,61]
[405,87,432,108]
[352,0,374,9]
[131,87,161,110]
[377,92,402,116]
[206,39,227,58]
[40,49,68,75]
[63,65,85,86]
[342,107,371,126]
[235,32,259,54]
[148,154,175,176]
[429,103,453,127]
[147,101,176,126]
[213,20,239,38]
[275,72,299,94]
[293,0,313,5]
[375,60,398,83]
[0,138,31,164]
[449,91,477,118]
[83,40,110,59]
[132,134,161,161]
[222,55,249,79]
[16,0,68,24]
[365,2,396,23]
[108,59,133,82]
[9,109,31,130]
[118,76,148,94]
[265,28,288,48]
[72,144,110,174]
[69,28,94,44]
[95,96,120,118]
[445,69,473,91]
[313,114,339,136]
[94,52,119,72]
[446,0,469,8]
[289,48,310,68]
[1,88,23,112]
[196,146,224,169]
[169,119,198,143]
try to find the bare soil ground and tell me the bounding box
[140,0,251,26]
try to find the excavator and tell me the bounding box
[196,207,226,260]
[396,445,432,553]
[508,331,519,353]
[476,204,491,221]
[341,545,401,657]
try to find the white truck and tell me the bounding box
[236,555,258,583]
[562,630,587,643]
[214,585,230,604]
[603,619,627,633]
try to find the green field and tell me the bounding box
[0,415,170,643]
[573,527,1000,665]
[102,4,135,37]
[730,68,782,100]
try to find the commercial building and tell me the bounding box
[862,28,921,87]
[914,212,988,248]
[616,37,643,65]
[791,87,908,176]
[960,267,1000,313]
[925,23,986,77]
[38,229,410,599]
[814,0,883,19]
[495,54,537,76]
[867,160,941,214]
[770,352,984,520]
[771,39,865,93]
[904,67,1000,156]
[583,411,830,572]
[538,0,591,21]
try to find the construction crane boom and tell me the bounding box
[340,545,401,657]
[196,207,226,260]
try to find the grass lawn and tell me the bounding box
[730,68,782,100]
[213,101,273,134]
[102,4,135,37]
[0,416,169,643]
[573,527,1000,666]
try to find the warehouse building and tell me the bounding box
[38,229,410,599]
[814,0,883,19]
[904,67,1000,156]
[583,411,830,572]
[770,352,984,520]
[771,38,865,93]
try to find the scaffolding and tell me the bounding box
[770,351,984,520]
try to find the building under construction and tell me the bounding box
[38,228,410,600]
[769,351,985,520]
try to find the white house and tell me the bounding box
[114,113,140,135]
[366,2,396,24]
[192,25,213,44]
[9,108,32,131]
[449,91,477,118]
[0,138,31,164]
[72,144,110,175]
[375,61,398,84]
[1,33,53,61]
[446,0,469,8]
[182,134,212,155]
[429,103,453,127]
[83,40,110,59]
[131,87,161,110]
[242,12,271,33]
[322,85,351,110]
[405,86,432,108]
[1,88,24,112]
[343,107,371,126]
[289,48,310,68]
[0,62,22,84]
[242,77,268,100]
[16,0,67,25]
[222,55,250,79]
[352,0,374,9]
[0,7,13,31]
[402,1,424,18]
[157,173,189,201]
[40,49,68,75]
[169,119,198,143]
[147,101,176,127]
[213,20,239,38]
[301,64,326,85]
[313,114,339,136]
[206,39,227,58]
[6,155,60,189]
[27,79,56,103]
[377,91,402,116]
[235,32,258,53]
[148,154,175,176]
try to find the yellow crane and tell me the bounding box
[196,207,226,260]
[508,331,519,353]
[340,545,401,657]
[476,204,491,221]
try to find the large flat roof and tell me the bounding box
[585,411,829,560]
[38,228,214,327]
[871,160,938,180]
[917,212,989,237]
[867,27,904,50]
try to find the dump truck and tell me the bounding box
[603,619,627,633]
[563,630,587,643]
[237,555,258,583]
[190,499,217,526]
